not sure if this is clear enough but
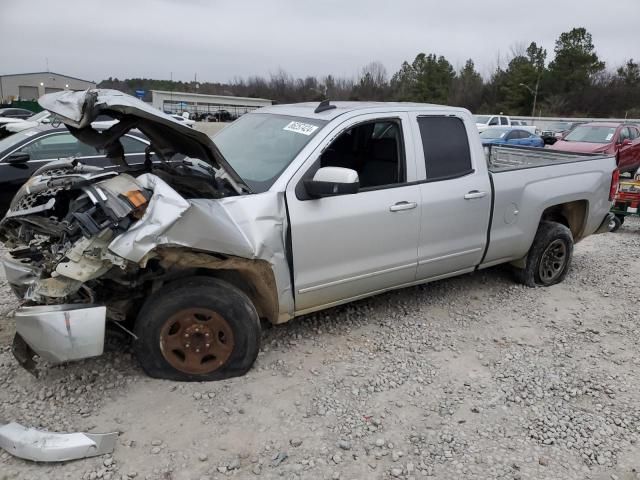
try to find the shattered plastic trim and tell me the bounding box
[0,423,117,462]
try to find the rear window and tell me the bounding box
[418,116,473,180]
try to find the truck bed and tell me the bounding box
[487,145,611,173]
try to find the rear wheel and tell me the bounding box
[514,221,573,287]
[134,277,261,381]
[611,215,624,233]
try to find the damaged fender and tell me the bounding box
[108,176,294,321]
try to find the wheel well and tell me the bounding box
[540,200,588,241]
[153,248,279,324]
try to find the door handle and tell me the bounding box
[464,190,487,200]
[389,201,417,212]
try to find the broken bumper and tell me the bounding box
[0,422,117,462]
[13,304,107,365]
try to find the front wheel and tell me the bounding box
[514,221,574,287]
[134,277,261,381]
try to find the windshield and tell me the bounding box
[214,113,327,192]
[27,111,49,122]
[475,115,490,124]
[480,128,509,139]
[563,125,617,143]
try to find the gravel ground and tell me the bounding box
[1,219,640,480]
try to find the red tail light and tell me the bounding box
[609,169,620,201]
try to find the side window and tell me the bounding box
[630,127,639,140]
[18,133,97,160]
[120,135,148,154]
[319,119,405,189]
[500,116,509,125]
[517,130,529,139]
[418,116,473,180]
[619,127,630,142]
[505,131,518,141]
[488,116,499,126]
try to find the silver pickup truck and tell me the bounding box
[0,90,617,381]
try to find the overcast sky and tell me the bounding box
[1,0,638,83]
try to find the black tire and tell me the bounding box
[514,221,573,287]
[611,215,623,233]
[134,277,261,381]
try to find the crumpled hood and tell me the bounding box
[38,89,250,193]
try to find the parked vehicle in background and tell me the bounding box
[170,113,196,128]
[480,127,544,148]
[0,111,52,138]
[475,114,537,134]
[0,107,35,120]
[550,122,640,173]
[0,89,617,381]
[610,177,640,231]
[1,111,119,138]
[0,125,151,213]
[202,110,234,122]
[540,121,585,145]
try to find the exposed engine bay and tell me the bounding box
[0,88,251,320]
[1,160,227,319]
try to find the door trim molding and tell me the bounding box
[297,262,416,294]
[418,247,483,266]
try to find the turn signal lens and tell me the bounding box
[125,190,148,208]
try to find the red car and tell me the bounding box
[550,122,640,174]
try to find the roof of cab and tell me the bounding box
[257,101,471,121]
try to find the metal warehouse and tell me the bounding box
[151,90,272,117]
[0,72,96,103]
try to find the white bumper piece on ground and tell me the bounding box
[13,304,107,364]
[0,423,117,462]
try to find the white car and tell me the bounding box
[475,115,537,134]
[2,111,52,134]
[1,111,118,135]
[170,113,195,128]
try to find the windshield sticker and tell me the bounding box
[283,121,319,136]
[606,133,614,141]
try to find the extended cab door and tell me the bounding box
[408,114,492,279]
[285,113,421,313]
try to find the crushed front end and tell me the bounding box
[1,162,157,369]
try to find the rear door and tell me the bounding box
[408,114,491,280]
[285,112,421,313]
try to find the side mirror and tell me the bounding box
[6,152,30,164]
[304,167,359,198]
[620,139,632,147]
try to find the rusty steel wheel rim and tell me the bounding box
[159,308,235,375]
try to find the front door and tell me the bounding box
[286,113,420,313]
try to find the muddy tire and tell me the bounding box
[134,277,260,381]
[514,221,573,287]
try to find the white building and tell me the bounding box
[0,72,96,102]
[151,90,272,117]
